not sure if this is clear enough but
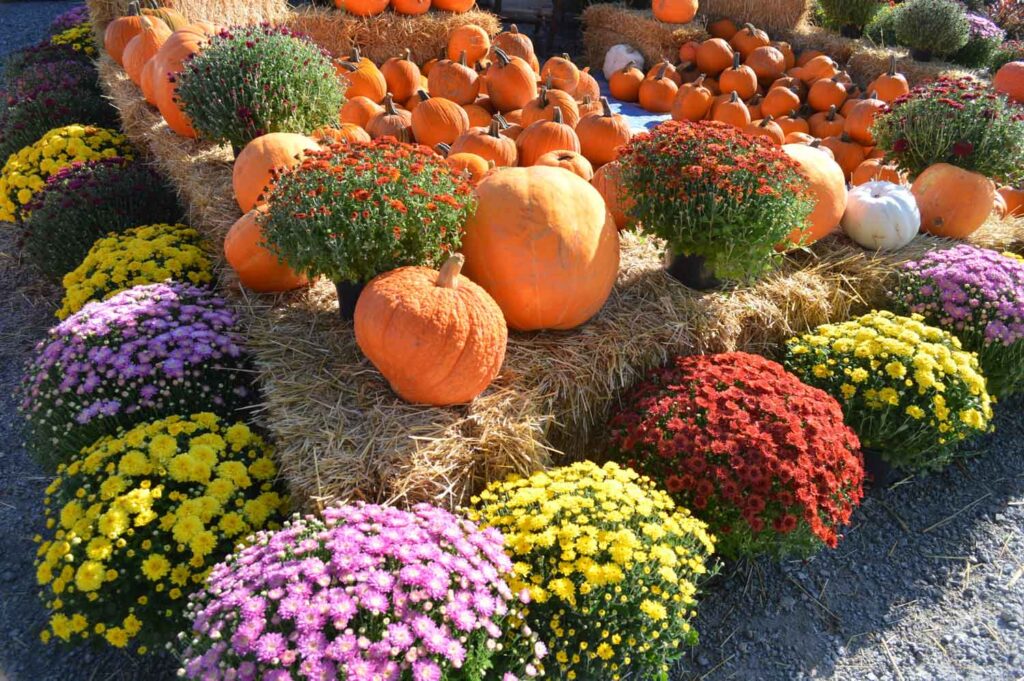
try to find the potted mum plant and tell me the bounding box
[618,119,813,288]
[259,139,475,319]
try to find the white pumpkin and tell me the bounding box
[842,181,921,251]
[603,44,645,81]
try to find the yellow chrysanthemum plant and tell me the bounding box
[34,413,288,653]
[58,224,213,319]
[48,24,97,58]
[469,461,716,681]
[0,124,132,222]
[784,310,994,471]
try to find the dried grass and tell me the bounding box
[87,0,287,39]
[581,4,706,69]
[782,23,863,65]
[284,7,501,64]
[698,0,809,35]
[100,55,1024,513]
[847,46,976,88]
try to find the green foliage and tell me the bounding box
[954,33,1005,67]
[817,0,885,32]
[865,4,901,46]
[894,0,971,57]
[176,25,345,151]
[873,76,1024,184]
[992,40,1024,70]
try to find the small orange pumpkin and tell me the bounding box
[591,159,633,230]
[652,0,698,23]
[671,74,713,121]
[708,17,739,40]
[440,148,491,184]
[994,61,1024,104]
[515,106,580,166]
[576,96,631,167]
[493,24,534,63]
[744,116,785,145]
[432,0,474,11]
[450,116,518,166]
[807,76,848,112]
[998,185,1024,217]
[776,110,809,137]
[123,20,172,85]
[808,105,845,139]
[447,24,491,64]
[574,66,601,101]
[366,94,414,142]
[381,49,421,102]
[719,52,758,100]
[746,46,785,84]
[868,55,911,104]
[851,158,907,186]
[335,53,387,103]
[760,84,800,119]
[638,62,678,113]
[311,123,372,145]
[522,86,580,128]
[339,96,384,128]
[730,23,770,59]
[821,132,866,180]
[411,90,471,148]
[335,0,389,16]
[391,0,431,15]
[225,208,309,293]
[485,48,537,112]
[712,91,751,128]
[695,38,734,76]
[912,163,996,238]
[609,61,644,102]
[844,94,886,146]
[104,2,153,65]
[540,53,580,94]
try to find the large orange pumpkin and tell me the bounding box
[591,159,633,230]
[994,61,1024,104]
[427,52,480,105]
[485,48,537,112]
[224,208,309,293]
[912,163,996,238]
[411,91,470,148]
[354,254,507,406]
[104,3,153,65]
[447,24,491,64]
[652,0,697,23]
[233,133,321,213]
[123,20,172,85]
[460,166,620,331]
[576,96,631,167]
[780,143,848,247]
[515,106,580,166]
[335,0,389,16]
[151,25,208,137]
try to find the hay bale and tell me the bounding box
[100,55,1024,513]
[781,23,863,65]
[848,46,976,88]
[581,4,707,70]
[88,0,287,40]
[285,6,501,64]
[699,0,809,34]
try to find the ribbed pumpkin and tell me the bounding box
[638,63,678,113]
[808,105,844,139]
[576,96,631,167]
[730,23,770,59]
[780,143,847,247]
[461,166,620,331]
[427,52,480,105]
[744,116,785,145]
[867,56,910,104]
[233,133,321,213]
[462,103,492,127]
[381,49,421,102]
[575,67,601,102]
[994,61,1024,104]
[540,54,580,94]
[225,208,309,293]
[366,94,413,142]
[591,159,632,230]
[447,24,490,64]
[609,62,644,102]
[577,94,603,118]
[712,91,751,127]
[411,91,470,148]
[807,76,848,112]
[652,0,697,23]
[139,1,188,31]
[336,55,387,103]
[485,48,537,112]
[140,57,160,105]
[339,96,384,128]
[354,255,507,406]
[719,52,758,100]
[671,74,713,121]
[844,94,885,146]
[123,20,172,85]
[695,38,734,75]
[522,86,580,128]
[152,25,208,137]
[493,24,534,63]
[912,164,996,238]
[746,45,785,83]
[777,110,809,137]
[335,0,389,16]
[760,85,801,119]
[535,150,594,180]
[450,117,517,166]
[392,0,430,14]
[104,2,153,65]
[515,107,580,166]
[821,132,865,180]
[311,123,372,144]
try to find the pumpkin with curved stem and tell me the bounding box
[123,19,172,85]
[696,37,734,75]
[645,59,682,85]
[105,2,153,65]
[366,94,414,142]
[652,0,697,23]
[355,254,508,406]
[808,76,848,112]
[225,208,309,292]
[450,117,517,166]
[719,52,757,100]
[808,105,844,138]
[339,96,384,128]
[576,97,631,167]
[842,181,920,251]
[233,132,321,213]
[484,48,537,112]
[336,56,387,103]
[540,54,580,94]
[744,116,785,145]
[522,86,580,127]
[591,159,632,230]
[311,123,371,144]
[381,49,421,102]
[821,132,865,180]
[746,46,785,84]
[447,24,490,64]
[392,0,430,15]
[609,61,644,102]
[493,24,534,62]
[515,106,580,166]
[712,91,751,127]
[410,90,470,148]
[577,94,603,118]
[994,61,1024,104]
[432,0,473,11]
[335,0,389,16]
[461,166,619,331]
[912,164,996,239]
[575,67,601,102]
[844,94,885,146]
[730,23,770,59]
[780,143,847,247]
[638,62,678,113]
[868,56,910,104]
[535,150,594,180]
[851,158,906,186]
[428,52,480,105]
[671,74,713,121]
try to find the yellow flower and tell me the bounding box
[905,405,925,420]
[840,383,857,399]
[104,627,129,648]
[141,554,170,581]
[596,642,615,660]
[74,561,105,592]
[640,599,667,621]
[885,361,907,379]
[850,368,869,383]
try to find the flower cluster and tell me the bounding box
[59,223,212,319]
[22,157,183,280]
[470,461,716,681]
[0,124,132,222]
[608,352,864,559]
[993,39,1024,71]
[892,245,1024,396]
[785,310,994,470]
[2,36,93,82]
[49,4,90,34]
[873,77,1024,184]
[35,413,287,651]
[618,120,813,281]
[181,502,546,681]
[21,282,253,469]
[955,13,1007,67]
[48,24,97,58]
[262,139,475,285]
[176,24,345,152]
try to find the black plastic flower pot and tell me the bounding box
[664,252,722,291]
[909,48,932,62]
[839,24,863,38]
[861,448,898,489]
[334,280,365,321]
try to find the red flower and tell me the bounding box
[952,141,974,157]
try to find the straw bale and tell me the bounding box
[100,54,1024,513]
[848,46,977,88]
[88,0,287,40]
[285,7,501,64]
[581,4,707,70]
[782,23,863,65]
[698,0,809,34]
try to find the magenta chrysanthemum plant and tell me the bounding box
[180,503,546,681]
[892,245,1024,396]
[20,282,254,469]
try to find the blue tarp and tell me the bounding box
[595,74,671,133]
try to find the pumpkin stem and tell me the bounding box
[487,159,496,169]
[600,96,613,117]
[417,89,430,102]
[127,0,140,15]
[840,131,852,143]
[826,104,837,121]
[552,106,564,124]
[809,138,822,148]
[582,94,593,105]
[743,23,757,32]
[538,86,549,107]
[655,62,668,80]
[383,93,398,115]
[760,114,774,127]
[436,254,465,289]
[351,47,362,62]
[868,89,878,100]
[337,61,359,73]
[731,52,741,70]
[729,90,740,103]
[487,117,502,137]
[561,53,571,60]
[622,61,635,73]
[459,50,467,66]
[749,93,762,104]
[402,48,411,61]
[493,47,511,66]
[494,113,510,130]
[693,74,706,88]
[436,142,451,157]
[789,108,798,118]
[510,24,519,34]
[888,54,897,77]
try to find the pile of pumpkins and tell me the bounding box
[332,0,476,17]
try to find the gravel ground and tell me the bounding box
[1,4,1023,680]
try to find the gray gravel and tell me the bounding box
[0,1,79,67]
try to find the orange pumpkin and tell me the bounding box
[785,131,817,145]
[576,96,631,167]
[427,52,480,105]
[591,159,632,230]
[696,38,734,76]
[730,23,770,59]
[522,86,580,128]
[410,91,471,148]
[381,49,421,102]
[678,40,701,64]
[760,84,800,119]
[335,55,387,103]
[807,76,848,112]
[772,40,796,70]
[335,0,389,16]
[844,95,886,146]
[540,54,580,94]
[447,24,490,64]
[139,3,189,31]
[821,132,865,180]
[339,96,384,128]
[233,133,320,213]
[432,0,474,11]
[868,55,911,104]
[652,0,697,23]
[609,61,644,102]
[450,116,518,166]
[708,17,739,40]
[746,93,764,120]
[461,166,620,331]
[577,94,603,118]
[151,25,208,138]
[535,149,594,180]
[391,0,431,15]
[493,24,534,62]
[712,91,751,127]
[777,110,809,137]
[994,61,1024,104]
[575,66,601,101]
[719,52,757,100]
[808,105,845,139]
[801,55,840,83]
[744,116,785,145]
[998,186,1024,217]
[515,106,580,166]
[638,63,678,113]
[746,46,785,84]
[366,94,414,142]
[671,74,713,121]
[912,163,996,238]
[140,57,160,105]
[224,208,309,293]
[851,158,907,186]
[797,49,825,67]
[311,123,371,144]
[780,143,848,247]
[354,254,507,406]
[461,103,491,127]
[104,3,153,65]
[485,48,537,112]
[442,150,491,184]
[123,20,172,85]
